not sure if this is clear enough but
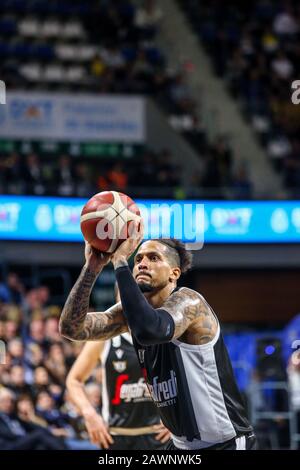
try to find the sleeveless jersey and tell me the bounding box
[101,332,160,428]
[132,289,253,450]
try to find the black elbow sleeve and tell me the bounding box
[134,308,175,346]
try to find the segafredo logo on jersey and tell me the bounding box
[0,81,5,104]
[148,371,177,407]
[120,378,151,402]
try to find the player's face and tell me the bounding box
[133,241,177,292]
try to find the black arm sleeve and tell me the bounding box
[115,265,175,346]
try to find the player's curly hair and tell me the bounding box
[154,239,193,274]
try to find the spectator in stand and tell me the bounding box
[16,395,47,428]
[44,343,67,386]
[26,318,47,349]
[25,344,44,373]
[4,153,24,195]
[75,163,95,198]
[22,154,46,196]
[8,365,33,397]
[0,272,25,306]
[54,155,76,197]
[44,317,61,343]
[8,338,24,366]
[106,162,128,191]
[211,136,233,186]
[0,388,67,450]
[169,72,196,115]
[4,320,19,342]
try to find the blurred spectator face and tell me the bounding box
[28,343,44,366]
[49,384,62,399]
[36,391,54,410]
[17,396,34,418]
[49,344,64,362]
[7,273,19,289]
[29,319,44,341]
[0,388,15,414]
[36,286,49,306]
[85,383,101,408]
[10,365,25,386]
[5,320,18,340]
[44,317,59,339]
[8,338,23,359]
[34,366,50,386]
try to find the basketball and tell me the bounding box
[80,191,141,253]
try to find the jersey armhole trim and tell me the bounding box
[172,322,220,351]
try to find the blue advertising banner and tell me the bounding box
[0,92,145,143]
[0,196,300,244]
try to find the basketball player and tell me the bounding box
[60,228,256,450]
[66,336,170,450]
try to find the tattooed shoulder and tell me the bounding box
[162,287,218,345]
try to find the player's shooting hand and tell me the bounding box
[111,220,144,268]
[84,241,112,274]
[83,409,114,449]
[153,422,171,444]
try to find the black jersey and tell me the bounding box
[101,333,160,428]
[132,289,253,450]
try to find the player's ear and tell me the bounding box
[170,267,181,282]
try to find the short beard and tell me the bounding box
[138,282,154,293]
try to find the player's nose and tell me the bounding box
[137,258,149,270]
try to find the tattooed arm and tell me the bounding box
[59,243,128,342]
[162,287,218,345]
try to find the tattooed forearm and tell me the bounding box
[162,287,218,345]
[59,265,97,340]
[62,308,127,341]
[59,266,128,341]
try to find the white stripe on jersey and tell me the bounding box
[100,340,111,424]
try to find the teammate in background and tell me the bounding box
[66,288,170,450]
[60,228,256,450]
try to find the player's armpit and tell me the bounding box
[162,288,218,344]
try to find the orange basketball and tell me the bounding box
[80,191,141,253]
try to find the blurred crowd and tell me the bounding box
[0,0,257,199]
[0,272,101,449]
[0,144,254,200]
[178,0,300,197]
[0,149,183,199]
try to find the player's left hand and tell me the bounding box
[153,422,171,444]
[111,220,144,267]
